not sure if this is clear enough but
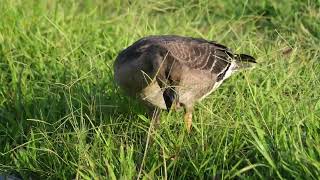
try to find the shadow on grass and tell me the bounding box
[0,71,151,178]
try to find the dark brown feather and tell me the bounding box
[125,35,234,76]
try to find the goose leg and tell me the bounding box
[147,106,161,127]
[184,105,193,133]
[151,107,161,127]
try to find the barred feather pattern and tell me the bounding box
[156,38,234,74]
[119,35,238,81]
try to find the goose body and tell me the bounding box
[114,35,256,131]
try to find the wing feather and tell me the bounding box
[161,38,234,75]
[124,35,236,77]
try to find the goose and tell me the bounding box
[114,35,256,132]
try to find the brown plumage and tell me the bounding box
[114,35,256,132]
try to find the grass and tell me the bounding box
[0,0,319,179]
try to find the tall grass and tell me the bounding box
[0,0,319,179]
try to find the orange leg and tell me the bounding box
[184,106,193,133]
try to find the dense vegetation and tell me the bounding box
[0,0,319,179]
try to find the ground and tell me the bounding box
[0,0,319,179]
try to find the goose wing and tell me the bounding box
[161,38,234,78]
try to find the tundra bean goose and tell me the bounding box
[114,35,256,132]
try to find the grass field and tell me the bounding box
[0,0,319,179]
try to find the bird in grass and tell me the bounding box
[114,35,256,132]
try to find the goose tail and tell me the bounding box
[234,54,256,69]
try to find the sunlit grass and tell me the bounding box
[0,0,319,179]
